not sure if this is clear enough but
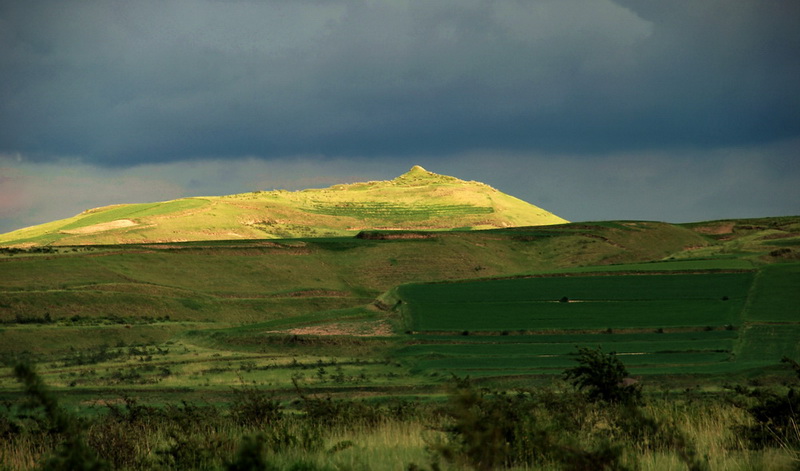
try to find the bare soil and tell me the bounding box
[62,219,138,234]
[272,321,393,337]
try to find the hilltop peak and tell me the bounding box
[398,165,435,179]
[0,167,568,246]
[391,165,460,186]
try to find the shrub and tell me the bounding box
[298,395,385,429]
[563,347,641,405]
[12,362,110,470]
[734,357,800,449]
[432,386,547,470]
[293,378,385,430]
[231,385,283,428]
[226,434,278,471]
[428,380,633,471]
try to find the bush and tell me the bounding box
[12,363,110,470]
[298,395,385,429]
[563,347,641,405]
[226,434,278,471]
[231,385,283,428]
[734,357,800,449]
[432,385,547,470]
[427,380,632,471]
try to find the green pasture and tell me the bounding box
[410,352,735,377]
[0,338,416,403]
[395,329,740,377]
[743,263,800,322]
[0,288,366,324]
[408,329,739,344]
[58,199,210,232]
[399,272,754,332]
[530,257,756,273]
[306,201,495,222]
[400,272,753,303]
[0,323,192,355]
[0,199,211,246]
[399,333,736,356]
[735,324,800,365]
[393,269,796,378]
[731,262,800,365]
[405,299,744,331]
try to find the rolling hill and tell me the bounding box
[0,166,568,246]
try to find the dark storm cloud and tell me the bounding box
[2,0,797,164]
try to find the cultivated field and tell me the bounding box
[393,269,799,379]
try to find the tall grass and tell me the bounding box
[2,377,799,470]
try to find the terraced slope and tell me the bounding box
[0,166,567,246]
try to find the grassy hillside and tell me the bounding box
[0,166,567,246]
[1,216,799,470]
[0,221,714,327]
[0,216,796,407]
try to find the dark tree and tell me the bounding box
[563,347,641,405]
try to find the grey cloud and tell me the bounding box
[2,0,797,164]
[444,140,800,223]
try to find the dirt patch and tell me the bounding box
[273,290,351,298]
[220,290,351,299]
[761,232,800,240]
[271,321,393,337]
[62,219,138,234]
[5,242,38,249]
[692,222,735,235]
[682,245,706,251]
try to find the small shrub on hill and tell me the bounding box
[563,347,642,405]
[231,384,283,428]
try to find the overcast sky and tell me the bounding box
[1,0,799,234]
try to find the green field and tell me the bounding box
[392,272,760,377]
[399,272,752,331]
[58,199,211,232]
[397,330,738,375]
[306,201,496,221]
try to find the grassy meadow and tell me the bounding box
[1,215,799,469]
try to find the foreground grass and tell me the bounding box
[2,365,798,471]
